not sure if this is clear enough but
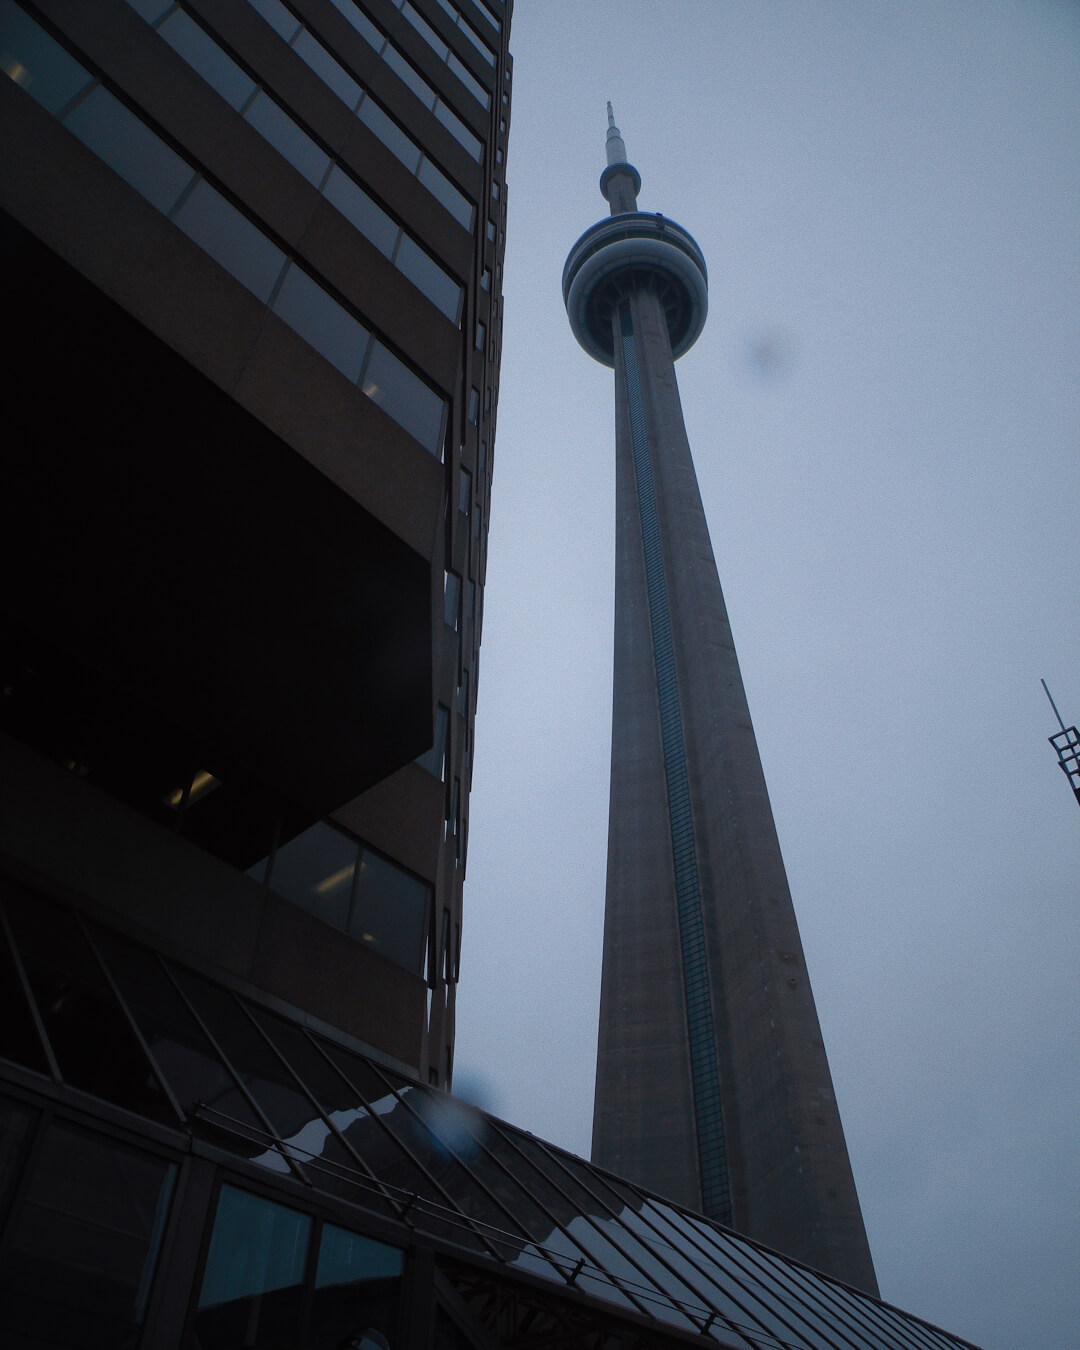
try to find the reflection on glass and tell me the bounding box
[159,10,255,110]
[0,2,94,114]
[447,50,489,110]
[293,29,360,107]
[0,1095,37,1232]
[91,925,274,1156]
[323,166,398,257]
[351,851,428,974]
[244,92,330,185]
[362,341,445,454]
[4,890,176,1125]
[325,0,383,51]
[395,234,461,322]
[384,44,433,108]
[311,1226,402,1350]
[417,155,472,228]
[268,819,360,928]
[416,704,449,778]
[643,1200,792,1345]
[272,264,371,383]
[433,93,483,161]
[401,3,447,61]
[65,86,196,214]
[0,1121,175,1349]
[195,1186,310,1350]
[174,179,287,301]
[248,0,302,42]
[358,97,421,173]
[0,901,49,1076]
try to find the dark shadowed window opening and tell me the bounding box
[311,1224,403,1348]
[416,704,449,779]
[0,1118,175,1350]
[194,1185,311,1350]
[250,821,430,975]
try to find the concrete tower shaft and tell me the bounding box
[564,115,879,1295]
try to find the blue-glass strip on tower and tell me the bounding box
[618,300,731,1224]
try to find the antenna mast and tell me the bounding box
[1041,680,1080,810]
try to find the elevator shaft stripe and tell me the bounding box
[618,300,732,1225]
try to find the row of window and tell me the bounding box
[429,0,495,64]
[0,1095,405,1350]
[322,0,483,160]
[246,0,474,228]
[248,820,431,976]
[399,0,491,108]
[1,2,447,455]
[122,0,464,322]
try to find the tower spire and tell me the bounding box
[599,103,641,213]
[605,101,628,166]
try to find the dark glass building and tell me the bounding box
[0,7,983,1345]
[564,113,878,1294]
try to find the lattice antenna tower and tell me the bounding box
[1041,680,1080,810]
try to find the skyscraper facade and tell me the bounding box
[0,0,512,1340]
[564,112,879,1295]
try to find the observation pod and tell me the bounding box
[562,212,708,367]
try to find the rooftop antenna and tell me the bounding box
[1041,679,1080,810]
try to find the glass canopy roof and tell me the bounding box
[0,880,980,1350]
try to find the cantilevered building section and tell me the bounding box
[564,110,879,1295]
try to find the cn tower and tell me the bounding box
[563,108,878,1294]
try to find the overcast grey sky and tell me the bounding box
[453,5,1080,1348]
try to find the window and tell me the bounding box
[254,821,430,974]
[475,320,486,351]
[158,9,255,109]
[273,263,371,382]
[351,851,429,972]
[416,704,449,778]
[444,570,461,629]
[0,1118,176,1349]
[459,466,471,516]
[195,1186,311,1350]
[467,386,479,423]
[312,1226,403,1348]
[263,818,359,930]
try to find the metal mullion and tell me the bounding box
[668,1210,825,1348]
[300,1030,503,1257]
[522,1134,719,1331]
[0,898,60,1082]
[342,1079,594,1291]
[638,1199,800,1349]
[680,1215,864,1350]
[357,1059,575,1272]
[820,1276,953,1350]
[157,958,307,1183]
[764,1257,921,1350]
[482,1122,672,1325]
[706,1232,866,1350]
[763,1239,955,1350]
[77,917,186,1128]
[0,1093,49,1265]
[342,1052,562,1266]
[564,1167,764,1343]
[235,999,402,1218]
